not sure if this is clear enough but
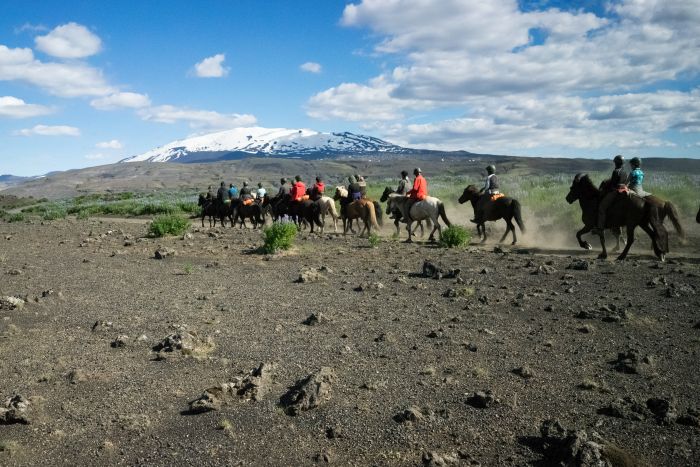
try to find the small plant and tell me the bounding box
[368,232,381,248]
[262,221,298,254]
[76,209,90,220]
[439,225,471,248]
[42,208,67,221]
[148,214,190,237]
[183,262,194,275]
[6,213,25,223]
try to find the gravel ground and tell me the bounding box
[0,216,698,466]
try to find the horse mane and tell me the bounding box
[575,173,600,196]
[335,186,348,197]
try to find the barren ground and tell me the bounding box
[1,215,699,466]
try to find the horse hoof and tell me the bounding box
[659,254,666,262]
[404,239,413,244]
[597,253,607,260]
[615,256,627,262]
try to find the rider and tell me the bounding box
[627,157,648,197]
[216,182,228,206]
[348,176,362,201]
[311,176,325,200]
[239,181,253,205]
[396,170,410,195]
[277,178,291,198]
[357,175,368,198]
[406,168,428,220]
[206,185,214,201]
[228,183,239,200]
[291,175,307,202]
[471,165,499,224]
[256,182,267,200]
[596,154,628,234]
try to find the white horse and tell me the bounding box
[316,195,339,233]
[387,196,452,242]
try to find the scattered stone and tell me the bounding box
[6,269,22,276]
[154,247,176,259]
[422,451,460,466]
[611,350,654,375]
[420,260,460,279]
[297,268,326,283]
[153,327,214,357]
[512,366,534,379]
[677,412,700,427]
[0,296,24,311]
[567,259,590,270]
[280,367,336,416]
[354,282,384,292]
[646,397,677,425]
[466,390,500,408]
[303,312,329,326]
[91,320,113,332]
[67,369,87,384]
[393,406,425,424]
[189,362,276,413]
[532,264,557,275]
[0,395,31,425]
[597,397,649,421]
[578,324,595,334]
[111,335,129,348]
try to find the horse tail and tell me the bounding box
[373,201,383,226]
[313,203,323,228]
[650,206,669,254]
[438,202,451,227]
[664,201,685,242]
[512,199,526,234]
[368,201,380,230]
[328,198,339,219]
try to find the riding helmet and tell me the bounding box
[280,178,287,184]
[486,165,496,175]
[630,157,641,168]
[295,175,301,182]
[243,181,248,186]
[401,170,408,177]
[414,167,422,174]
[613,154,624,166]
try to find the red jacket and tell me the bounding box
[291,181,307,201]
[314,181,325,195]
[408,174,427,200]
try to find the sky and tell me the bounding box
[1,0,699,176]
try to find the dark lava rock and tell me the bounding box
[421,260,460,279]
[154,247,176,259]
[512,366,535,379]
[611,350,654,375]
[466,390,499,408]
[303,312,329,326]
[646,397,677,425]
[394,406,425,424]
[189,362,276,413]
[280,367,336,416]
[0,395,31,425]
[567,259,590,271]
[532,264,557,275]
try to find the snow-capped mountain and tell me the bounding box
[121,127,419,163]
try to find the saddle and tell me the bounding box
[490,193,505,201]
[243,199,254,206]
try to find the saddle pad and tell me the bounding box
[490,193,505,201]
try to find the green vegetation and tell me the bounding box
[439,225,471,248]
[148,214,191,237]
[368,232,381,248]
[42,207,67,221]
[6,213,25,223]
[262,221,298,254]
[183,262,194,275]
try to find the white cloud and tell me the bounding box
[14,124,80,136]
[194,53,229,78]
[96,139,123,149]
[300,62,322,73]
[138,105,256,130]
[90,92,151,110]
[34,22,102,59]
[307,0,700,153]
[0,96,53,118]
[0,44,115,97]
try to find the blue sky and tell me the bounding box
[1,0,699,176]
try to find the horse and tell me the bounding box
[697,205,700,224]
[457,185,525,245]
[287,199,324,234]
[565,173,668,261]
[306,188,340,233]
[380,187,431,237]
[386,195,452,243]
[198,194,228,228]
[333,187,380,237]
[231,198,264,229]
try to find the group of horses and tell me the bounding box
[198,173,695,261]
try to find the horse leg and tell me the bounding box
[576,226,592,250]
[611,227,623,252]
[640,223,664,261]
[428,220,439,242]
[404,221,414,243]
[503,219,516,245]
[597,231,608,260]
[616,226,635,261]
[498,221,510,243]
[480,222,487,243]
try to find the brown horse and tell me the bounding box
[566,174,668,261]
[334,187,379,237]
[458,185,525,245]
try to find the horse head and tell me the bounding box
[566,173,597,204]
[458,185,479,204]
[198,194,206,206]
[334,186,348,200]
[380,187,394,202]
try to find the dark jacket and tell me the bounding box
[610,167,628,189]
[216,186,228,201]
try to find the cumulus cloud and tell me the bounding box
[14,124,80,136]
[0,96,53,118]
[0,44,115,97]
[308,0,700,153]
[90,92,151,110]
[194,54,229,78]
[300,62,322,73]
[34,22,102,59]
[96,139,123,149]
[138,105,256,130]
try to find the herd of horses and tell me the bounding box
[198,174,697,261]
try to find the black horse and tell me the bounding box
[231,198,264,229]
[566,174,668,261]
[458,185,525,245]
[696,205,700,224]
[198,194,228,228]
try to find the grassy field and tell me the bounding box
[2,172,698,233]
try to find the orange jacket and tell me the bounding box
[408,174,427,200]
[291,181,307,201]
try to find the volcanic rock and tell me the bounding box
[280,367,336,416]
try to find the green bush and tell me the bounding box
[148,214,190,237]
[6,213,25,223]
[42,208,67,221]
[439,225,471,248]
[76,209,91,220]
[368,232,381,248]
[262,222,298,254]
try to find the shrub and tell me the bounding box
[148,214,190,237]
[6,213,25,223]
[76,209,91,220]
[262,222,298,254]
[439,225,471,248]
[368,232,381,248]
[42,208,67,221]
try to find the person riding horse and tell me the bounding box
[396,170,410,195]
[206,185,214,201]
[406,168,428,220]
[228,183,239,200]
[311,176,325,201]
[347,176,362,201]
[256,182,267,200]
[239,181,254,205]
[628,157,649,197]
[595,154,629,234]
[470,165,499,224]
[291,175,307,202]
[216,182,228,207]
